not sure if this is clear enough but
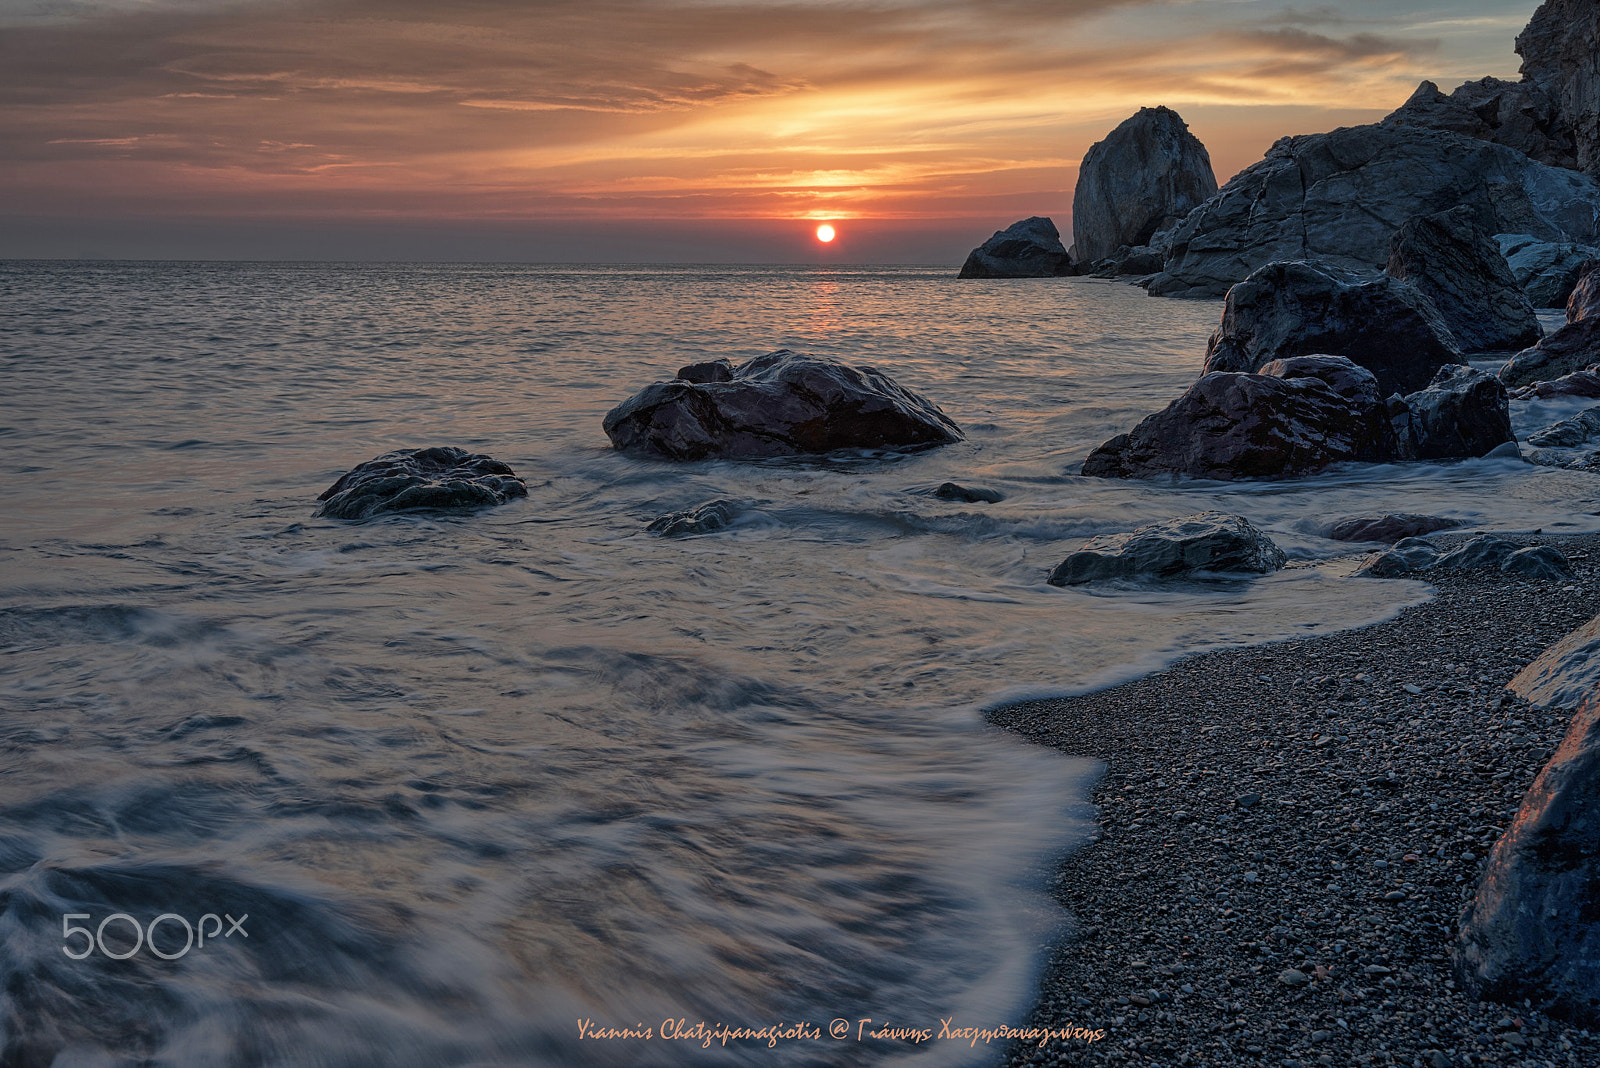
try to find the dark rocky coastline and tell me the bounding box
[990,533,1600,1067]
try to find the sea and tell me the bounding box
[3,261,1598,1067]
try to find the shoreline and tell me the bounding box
[988,532,1600,1067]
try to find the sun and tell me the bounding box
[815,224,836,243]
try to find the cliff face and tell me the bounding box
[1516,0,1600,178]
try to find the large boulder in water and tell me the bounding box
[1516,0,1600,179]
[958,216,1072,278]
[1201,261,1462,395]
[1497,234,1600,307]
[602,349,963,460]
[1069,107,1217,265]
[1048,511,1285,585]
[1384,207,1542,353]
[1456,689,1600,1025]
[1081,355,1397,481]
[1501,263,1600,386]
[315,447,528,520]
[1395,364,1516,460]
[1146,124,1600,299]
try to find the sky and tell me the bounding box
[0,0,1545,262]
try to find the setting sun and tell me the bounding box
[815,224,837,243]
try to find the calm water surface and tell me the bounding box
[2,262,1597,1066]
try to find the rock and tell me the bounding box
[1081,356,1396,481]
[958,216,1072,278]
[1503,545,1576,580]
[1385,207,1542,352]
[1397,364,1516,460]
[1500,264,1600,385]
[1202,261,1462,395]
[1149,124,1600,299]
[931,482,1004,504]
[1047,511,1286,586]
[1455,691,1600,1025]
[1434,534,1520,571]
[1070,106,1218,265]
[676,358,734,384]
[602,349,963,461]
[1328,513,1461,544]
[1510,612,1600,709]
[647,499,738,537]
[1383,77,1576,171]
[1496,234,1600,307]
[1236,793,1262,809]
[1278,968,1310,987]
[1354,536,1443,578]
[1527,405,1600,447]
[314,447,528,521]
[1516,0,1600,178]
[1508,366,1600,400]
[1090,245,1165,278]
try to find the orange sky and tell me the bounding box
[0,0,1544,260]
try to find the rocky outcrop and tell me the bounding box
[1084,357,1513,481]
[1070,107,1217,265]
[647,499,738,537]
[1088,245,1164,278]
[1358,534,1574,579]
[1202,261,1462,395]
[1385,207,1542,352]
[1081,356,1397,480]
[602,349,963,460]
[1497,235,1600,307]
[958,217,1072,278]
[1047,511,1285,585]
[1383,77,1576,171]
[1327,513,1460,543]
[1456,691,1600,1025]
[1501,264,1600,386]
[1146,124,1600,299]
[1516,0,1600,178]
[1395,364,1516,461]
[1511,612,1600,710]
[931,482,1004,504]
[314,447,528,521]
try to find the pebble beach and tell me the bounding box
[990,532,1600,1068]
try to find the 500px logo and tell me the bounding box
[62,912,249,960]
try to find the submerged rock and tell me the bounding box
[1456,691,1600,1025]
[314,447,528,521]
[958,216,1072,278]
[1328,513,1460,544]
[1497,234,1600,308]
[1508,366,1600,400]
[1385,207,1542,353]
[602,349,963,461]
[1047,511,1285,586]
[1081,356,1396,481]
[931,482,1004,504]
[1201,261,1462,395]
[1070,106,1217,265]
[1148,124,1600,299]
[1397,364,1516,461]
[1528,405,1600,447]
[1501,264,1600,385]
[647,499,739,537]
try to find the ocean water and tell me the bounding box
[2,261,1598,1067]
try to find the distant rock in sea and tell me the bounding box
[1384,207,1542,353]
[602,349,963,460]
[1048,511,1285,585]
[1202,260,1462,395]
[958,216,1073,278]
[315,447,528,520]
[1070,106,1217,266]
[647,499,739,537]
[931,482,1004,504]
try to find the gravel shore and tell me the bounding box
[988,532,1600,1068]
